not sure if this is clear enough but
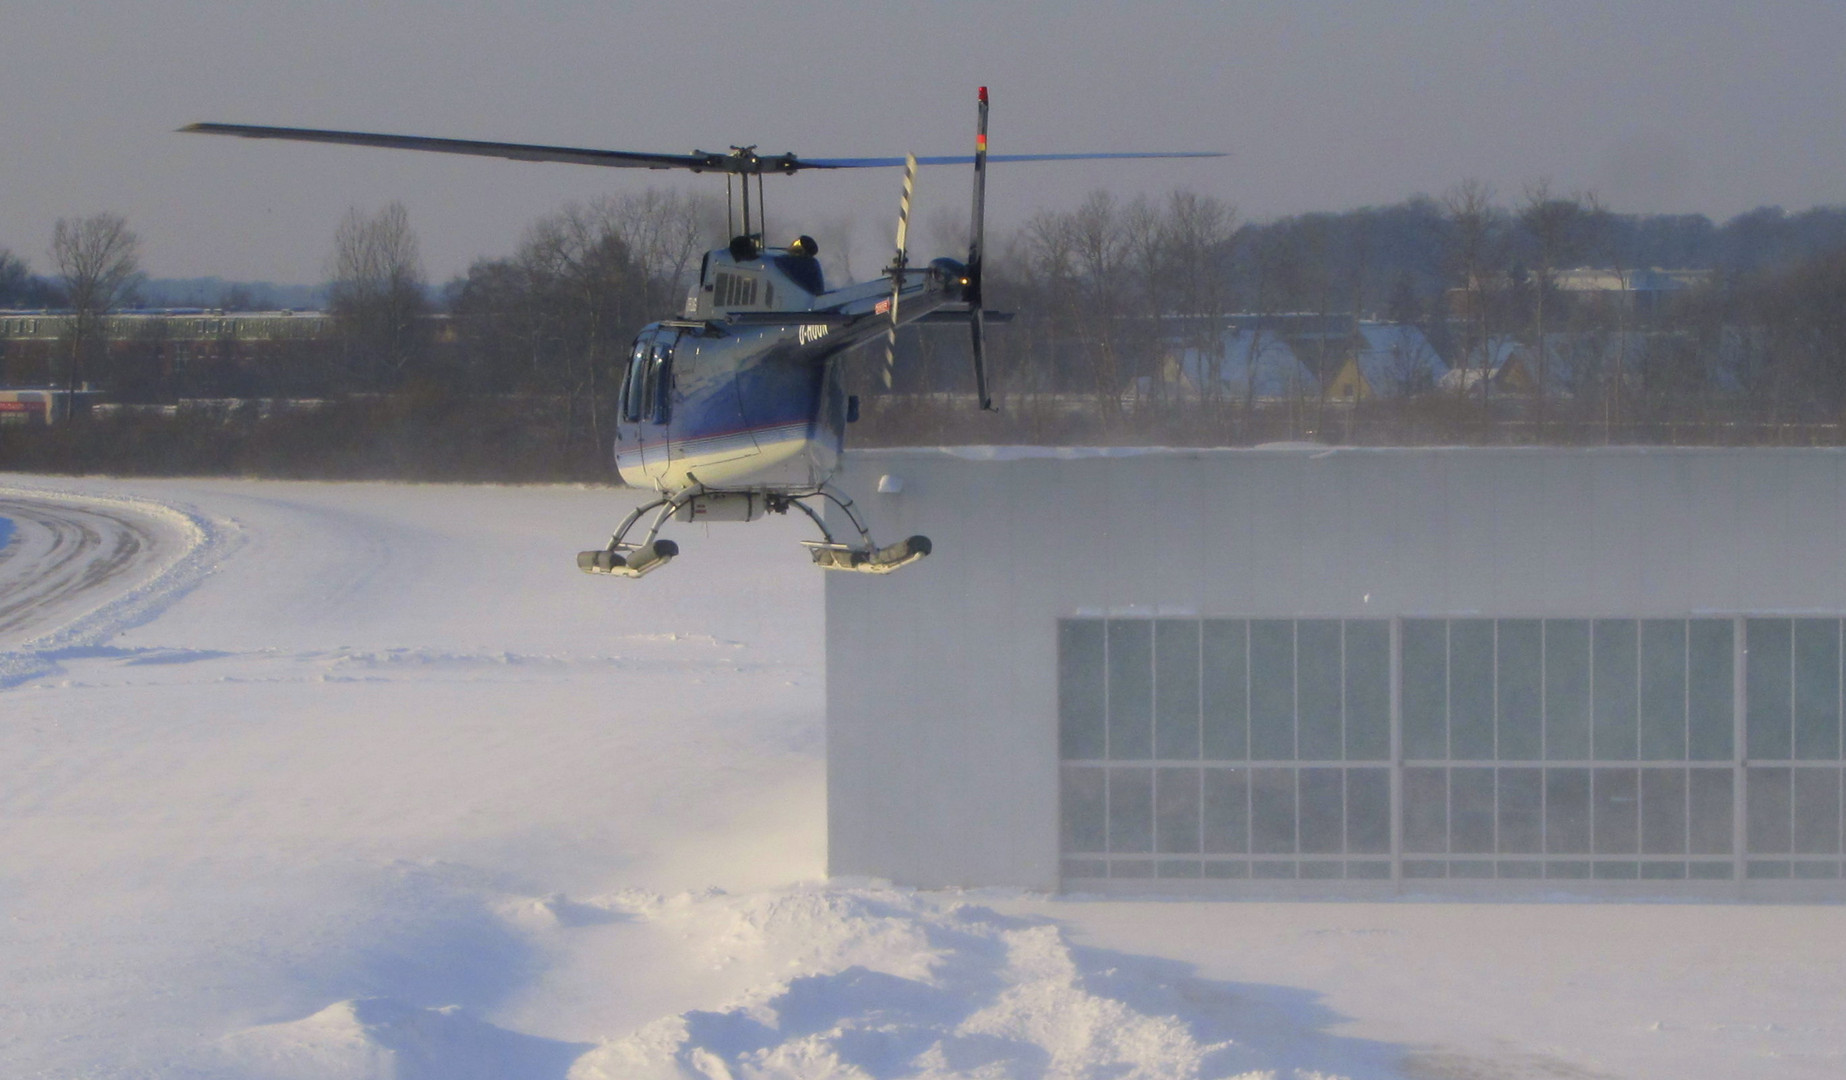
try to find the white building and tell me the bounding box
[826,446,1846,898]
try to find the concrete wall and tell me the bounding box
[825,446,1846,890]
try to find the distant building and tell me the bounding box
[1553,268,1712,316]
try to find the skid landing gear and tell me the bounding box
[577,484,930,578]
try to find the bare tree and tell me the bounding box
[1163,191,1235,413]
[1,248,36,306]
[1519,180,1596,428]
[50,212,142,418]
[517,201,649,447]
[328,202,429,389]
[1443,179,1497,399]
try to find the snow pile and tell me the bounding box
[216,884,1370,1080]
[221,998,590,1080]
[564,886,1341,1080]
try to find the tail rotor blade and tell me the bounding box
[970,307,993,411]
[882,153,917,390]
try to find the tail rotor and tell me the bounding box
[880,153,917,389]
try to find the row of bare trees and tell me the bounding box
[13,185,1846,456]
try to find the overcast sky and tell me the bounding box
[5,1,1845,285]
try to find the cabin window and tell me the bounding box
[621,335,652,423]
[642,338,674,423]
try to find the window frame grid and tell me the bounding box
[1060,615,1844,889]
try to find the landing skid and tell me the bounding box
[577,484,930,578]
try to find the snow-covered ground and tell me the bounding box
[0,475,1841,1080]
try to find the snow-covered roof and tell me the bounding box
[1352,323,1446,397]
[1177,330,1317,400]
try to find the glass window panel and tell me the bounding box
[1403,767,1448,853]
[1497,767,1543,854]
[1593,620,1639,760]
[1347,860,1391,879]
[1298,767,1344,853]
[1107,767,1154,853]
[1110,860,1154,879]
[1745,767,1792,855]
[1296,621,1344,761]
[1746,619,1793,761]
[1746,860,1792,879]
[1201,620,1248,760]
[1253,861,1297,879]
[1688,768,1735,856]
[1689,862,1734,880]
[1250,768,1298,854]
[1154,620,1202,759]
[1155,767,1202,854]
[1545,861,1591,879]
[1793,620,1842,761]
[1344,621,1390,761]
[1107,621,1153,760]
[1791,767,1842,855]
[1451,767,1496,854]
[1641,861,1688,880]
[1346,767,1391,855]
[1641,768,1689,855]
[1202,768,1249,854]
[1156,859,1203,878]
[1793,861,1841,879]
[1545,768,1592,854]
[1062,858,1107,879]
[1249,621,1296,761]
[1450,620,1496,760]
[1402,860,1448,879]
[1688,620,1735,761]
[1060,767,1106,853]
[1402,620,1448,760]
[1058,620,1107,760]
[1300,860,1343,879]
[1593,861,1640,880]
[1203,860,1248,878]
[1450,860,1494,879]
[1545,620,1592,760]
[1498,861,1544,879]
[1640,620,1688,761]
[1497,620,1543,761]
[1593,768,1640,854]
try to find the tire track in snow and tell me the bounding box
[0,497,149,635]
[0,484,240,689]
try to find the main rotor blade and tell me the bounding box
[180,123,794,173]
[804,151,1225,168]
[181,123,1225,174]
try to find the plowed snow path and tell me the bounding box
[0,494,158,636]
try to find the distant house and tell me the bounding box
[1444,335,1537,396]
[1179,329,1317,402]
[1324,323,1447,401]
[1447,330,1732,400]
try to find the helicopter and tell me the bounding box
[183,90,1219,577]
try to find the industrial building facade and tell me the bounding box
[826,446,1846,898]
